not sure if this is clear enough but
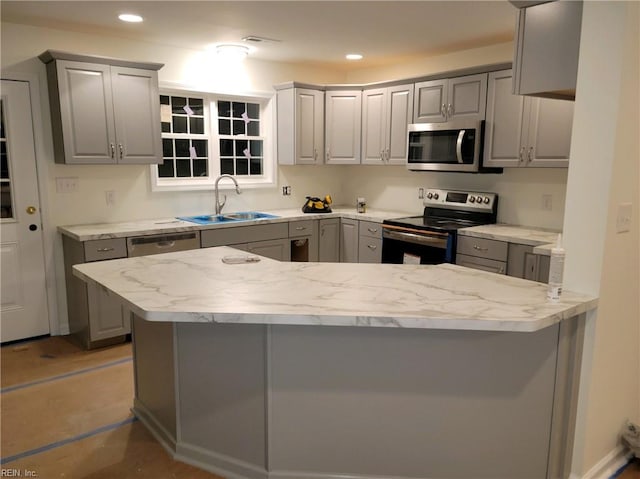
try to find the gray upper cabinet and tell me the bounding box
[361,84,413,165]
[40,50,163,164]
[325,90,362,164]
[512,0,583,100]
[484,69,574,168]
[413,73,487,123]
[277,87,324,165]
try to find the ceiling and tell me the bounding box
[1,1,517,70]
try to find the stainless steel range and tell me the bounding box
[382,189,498,264]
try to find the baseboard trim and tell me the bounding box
[132,400,177,455]
[176,442,268,479]
[572,446,633,479]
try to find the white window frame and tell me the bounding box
[151,85,276,192]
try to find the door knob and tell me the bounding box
[26,206,37,214]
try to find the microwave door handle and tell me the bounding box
[455,129,465,163]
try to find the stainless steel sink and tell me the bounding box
[177,212,279,225]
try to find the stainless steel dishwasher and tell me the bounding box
[127,231,201,257]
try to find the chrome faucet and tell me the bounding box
[214,174,242,214]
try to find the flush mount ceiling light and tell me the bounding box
[118,13,143,23]
[346,53,363,61]
[216,44,250,60]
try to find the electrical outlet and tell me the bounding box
[105,190,116,206]
[282,186,291,196]
[541,194,553,211]
[55,177,79,193]
[616,203,632,233]
[418,188,424,199]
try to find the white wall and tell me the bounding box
[562,2,640,476]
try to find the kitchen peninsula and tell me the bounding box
[74,244,596,479]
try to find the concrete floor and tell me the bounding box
[1,335,639,479]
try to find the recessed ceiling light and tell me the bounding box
[346,53,363,61]
[118,13,143,23]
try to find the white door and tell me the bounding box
[0,79,49,342]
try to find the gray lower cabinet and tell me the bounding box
[63,236,130,349]
[318,218,340,262]
[39,50,163,164]
[358,220,382,263]
[201,223,289,248]
[340,218,359,263]
[457,235,550,283]
[484,69,574,168]
[246,239,291,262]
[289,219,319,262]
[507,243,550,283]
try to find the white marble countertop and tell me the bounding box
[58,207,414,241]
[458,224,561,255]
[74,246,597,333]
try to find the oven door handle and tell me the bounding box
[383,229,448,249]
[456,129,465,163]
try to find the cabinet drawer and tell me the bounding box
[84,238,127,262]
[456,254,506,275]
[289,219,316,238]
[201,223,288,248]
[456,236,508,262]
[359,220,382,239]
[358,237,382,264]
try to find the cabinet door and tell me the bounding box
[87,283,130,341]
[413,79,447,123]
[386,84,414,165]
[325,90,362,164]
[339,218,359,263]
[448,73,487,122]
[111,66,162,164]
[513,0,582,98]
[525,97,574,167]
[246,238,291,261]
[55,61,117,164]
[319,218,340,262]
[296,88,324,164]
[361,88,387,165]
[484,70,528,168]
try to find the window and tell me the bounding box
[151,88,273,191]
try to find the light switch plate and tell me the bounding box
[616,202,632,233]
[55,177,79,193]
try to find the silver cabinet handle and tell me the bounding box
[110,144,115,159]
[448,103,453,117]
[441,103,447,118]
[473,245,489,252]
[326,149,330,161]
[385,148,390,161]
[498,266,505,274]
[528,147,534,162]
[295,226,306,231]
[367,227,378,234]
[97,247,115,252]
[119,144,124,159]
[367,244,377,250]
[519,146,526,162]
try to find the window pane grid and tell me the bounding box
[218,99,263,177]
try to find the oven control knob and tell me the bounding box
[469,196,475,203]
[476,196,483,203]
[426,192,433,199]
[483,197,490,204]
[433,193,439,200]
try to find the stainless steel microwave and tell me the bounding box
[406,120,501,173]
